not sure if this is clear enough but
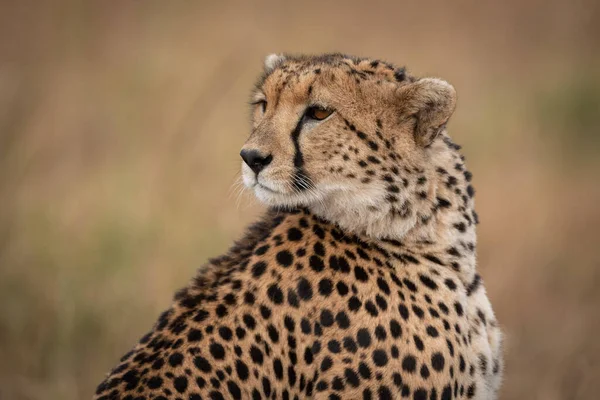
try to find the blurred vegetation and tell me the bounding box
[0,1,599,399]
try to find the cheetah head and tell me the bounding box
[241,53,457,239]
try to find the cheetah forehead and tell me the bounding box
[256,52,416,92]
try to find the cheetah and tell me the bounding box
[94,53,503,400]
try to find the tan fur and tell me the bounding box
[94,53,502,400]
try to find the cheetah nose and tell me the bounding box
[240,149,273,174]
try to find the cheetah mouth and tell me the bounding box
[256,183,279,194]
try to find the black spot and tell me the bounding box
[310,256,325,272]
[336,281,349,296]
[328,340,341,353]
[426,326,439,338]
[210,343,225,360]
[375,325,387,340]
[313,224,326,239]
[313,241,326,257]
[304,347,314,364]
[390,319,402,338]
[413,335,424,351]
[287,289,300,308]
[195,309,209,322]
[267,324,279,343]
[338,256,351,273]
[411,304,425,319]
[453,222,466,233]
[357,328,371,348]
[444,279,457,290]
[447,247,461,257]
[413,388,428,400]
[218,326,233,341]
[431,352,445,372]
[311,340,322,354]
[243,314,256,329]
[284,315,295,332]
[320,309,334,327]
[316,380,328,392]
[354,266,369,281]
[466,274,481,296]
[402,355,417,373]
[368,141,379,151]
[197,377,207,388]
[345,368,360,387]
[301,318,311,334]
[348,296,362,311]
[318,279,333,296]
[235,360,249,381]
[367,155,381,164]
[321,356,333,371]
[479,353,488,374]
[446,338,455,356]
[419,274,438,290]
[169,352,184,367]
[254,244,269,255]
[372,349,388,367]
[376,278,390,295]
[227,381,241,400]
[335,311,351,329]
[267,284,284,305]
[276,250,294,267]
[262,377,271,397]
[174,376,188,393]
[244,292,256,305]
[287,227,303,241]
[358,362,372,379]
[209,391,225,400]
[467,185,475,197]
[378,385,393,400]
[297,278,313,300]
[375,295,387,311]
[441,385,452,400]
[215,304,228,318]
[332,376,345,391]
[194,356,212,373]
[249,345,263,365]
[343,336,358,353]
[467,384,476,398]
[394,68,406,82]
[260,305,271,319]
[251,261,268,278]
[398,304,409,320]
[454,302,464,316]
[402,278,417,292]
[147,376,163,389]
[365,300,379,316]
[273,358,284,380]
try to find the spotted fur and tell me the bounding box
[94,53,503,400]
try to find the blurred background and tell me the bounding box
[1,1,599,399]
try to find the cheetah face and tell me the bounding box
[241,54,456,233]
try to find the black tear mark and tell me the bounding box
[291,114,310,191]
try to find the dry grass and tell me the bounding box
[0,1,599,399]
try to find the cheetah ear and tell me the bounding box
[397,78,457,146]
[264,53,286,73]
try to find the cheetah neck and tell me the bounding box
[309,134,479,283]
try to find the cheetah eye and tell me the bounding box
[305,106,334,121]
[253,100,267,113]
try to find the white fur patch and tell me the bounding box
[264,53,285,72]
